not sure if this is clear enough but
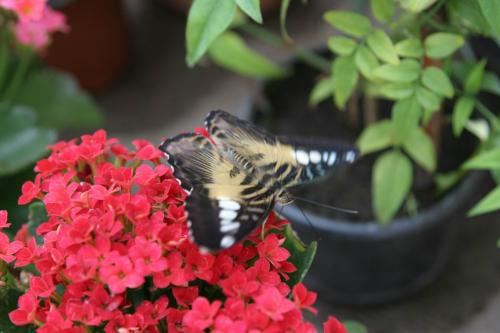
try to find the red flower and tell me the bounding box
[18,175,41,205]
[254,286,296,321]
[29,275,55,298]
[183,297,221,332]
[324,316,347,333]
[293,282,318,314]
[99,253,144,294]
[9,292,39,325]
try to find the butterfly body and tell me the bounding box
[159,110,357,251]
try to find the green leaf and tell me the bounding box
[370,0,395,22]
[416,86,441,111]
[236,0,262,23]
[357,120,394,154]
[447,0,491,36]
[465,59,486,95]
[452,96,475,136]
[392,96,421,143]
[463,148,500,170]
[468,186,500,216]
[482,72,500,96]
[282,224,317,286]
[354,46,379,80]
[403,127,436,172]
[379,82,415,100]
[280,0,292,41]
[424,33,464,59]
[0,106,56,175]
[367,29,400,65]
[208,32,287,79]
[399,0,437,12]
[435,171,462,194]
[395,38,423,58]
[309,77,333,107]
[344,321,369,333]
[186,0,236,66]
[478,0,500,39]
[422,67,454,98]
[323,10,372,38]
[13,70,103,130]
[373,150,413,224]
[372,59,421,83]
[328,36,357,56]
[332,55,359,109]
[27,201,47,244]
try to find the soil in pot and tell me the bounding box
[252,59,479,223]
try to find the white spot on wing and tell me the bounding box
[220,222,240,233]
[219,209,237,220]
[323,152,329,162]
[345,151,356,163]
[327,152,337,166]
[295,150,309,165]
[309,150,321,163]
[218,199,240,211]
[220,235,235,248]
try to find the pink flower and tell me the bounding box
[99,254,144,294]
[1,0,46,21]
[0,210,11,229]
[183,297,221,331]
[254,286,296,321]
[324,316,347,333]
[9,292,39,325]
[13,7,68,50]
[293,282,318,314]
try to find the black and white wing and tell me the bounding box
[159,133,274,251]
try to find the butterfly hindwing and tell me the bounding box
[205,110,358,188]
[159,133,275,250]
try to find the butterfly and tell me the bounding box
[159,110,358,251]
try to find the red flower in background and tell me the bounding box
[0,130,346,333]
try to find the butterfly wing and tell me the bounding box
[159,133,274,251]
[205,110,358,188]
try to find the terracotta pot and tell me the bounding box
[46,0,129,93]
[160,0,281,16]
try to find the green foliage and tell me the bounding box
[344,321,369,333]
[395,38,423,58]
[464,60,486,95]
[367,29,400,65]
[373,150,413,224]
[235,0,262,23]
[424,33,464,59]
[208,32,287,79]
[464,148,500,170]
[309,77,333,107]
[372,59,420,83]
[186,0,236,66]
[422,67,454,98]
[402,128,436,172]
[328,36,357,56]
[392,96,421,143]
[279,0,292,41]
[357,120,394,154]
[416,86,441,111]
[468,186,500,216]
[12,70,103,130]
[282,224,317,287]
[370,0,395,22]
[478,0,500,39]
[453,97,475,136]
[323,10,372,38]
[354,46,379,80]
[399,0,437,13]
[331,55,358,109]
[0,106,56,176]
[380,82,415,100]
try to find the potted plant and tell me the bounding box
[181,0,500,304]
[0,2,103,230]
[0,130,359,333]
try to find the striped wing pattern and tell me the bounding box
[160,110,358,251]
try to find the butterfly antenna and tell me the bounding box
[295,203,321,242]
[292,196,358,214]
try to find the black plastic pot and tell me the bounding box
[277,171,483,306]
[239,54,486,306]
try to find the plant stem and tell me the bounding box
[3,48,33,102]
[239,23,331,74]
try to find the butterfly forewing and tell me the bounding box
[205,110,358,189]
[159,133,275,250]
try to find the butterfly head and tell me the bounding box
[276,190,294,206]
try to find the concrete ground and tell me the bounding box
[96,0,500,331]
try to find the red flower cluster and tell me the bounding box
[0,130,346,333]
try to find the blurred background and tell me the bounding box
[2,0,500,332]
